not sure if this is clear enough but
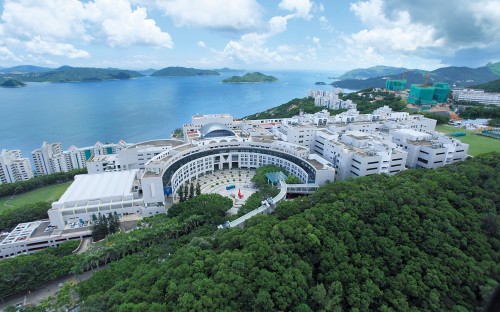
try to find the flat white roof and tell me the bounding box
[54,170,138,206]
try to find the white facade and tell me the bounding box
[86,139,184,174]
[0,221,89,259]
[48,170,164,229]
[453,89,500,105]
[314,130,407,180]
[0,149,34,184]
[308,89,357,110]
[390,129,469,169]
[32,141,128,176]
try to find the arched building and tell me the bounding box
[141,138,335,207]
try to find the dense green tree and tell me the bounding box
[75,153,500,311]
[177,185,184,202]
[195,181,201,196]
[285,174,302,184]
[189,182,195,199]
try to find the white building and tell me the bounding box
[86,139,185,174]
[0,149,34,184]
[0,221,88,259]
[453,89,500,105]
[308,89,357,110]
[32,140,128,176]
[48,170,164,229]
[314,130,407,180]
[390,129,469,169]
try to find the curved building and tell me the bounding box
[200,123,235,139]
[141,138,335,206]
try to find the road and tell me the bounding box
[0,267,105,311]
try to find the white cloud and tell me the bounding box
[0,46,20,61]
[197,41,206,48]
[319,16,334,33]
[24,37,90,58]
[85,0,172,48]
[279,0,313,19]
[345,0,444,67]
[312,37,320,44]
[0,0,173,61]
[1,0,87,40]
[154,0,262,30]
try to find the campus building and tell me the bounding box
[390,129,469,169]
[452,89,500,106]
[0,149,34,184]
[32,140,128,176]
[48,170,165,229]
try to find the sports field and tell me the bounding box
[435,125,500,156]
[0,181,72,210]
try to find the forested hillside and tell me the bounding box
[74,153,499,311]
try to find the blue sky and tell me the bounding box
[0,0,498,71]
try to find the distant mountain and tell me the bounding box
[139,68,158,76]
[0,65,53,74]
[338,65,407,80]
[469,79,500,93]
[222,72,278,83]
[0,66,144,83]
[332,62,500,90]
[213,67,244,73]
[151,67,219,77]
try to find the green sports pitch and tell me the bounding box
[0,181,72,210]
[435,125,500,156]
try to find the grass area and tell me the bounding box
[435,125,500,156]
[0,181,72,209]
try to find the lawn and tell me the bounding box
[0,181,72,210]
[435,125,500,156]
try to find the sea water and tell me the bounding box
[0,70,344,156]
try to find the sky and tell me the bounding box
[0,0,499,71]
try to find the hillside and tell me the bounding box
[470,78,500,92]
[0,66,144,82]
[338,65,406,80]
[244,97,345,119]
[151,67,219,77]
[0,79,26,88]
[72,153,500,311]
[223,72,278,83]
[0,65,53,74]
[333,63,500,90]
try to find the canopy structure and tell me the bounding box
[265,171,287,184]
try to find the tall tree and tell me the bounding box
[189,182,195,199]
[195,181,201,196]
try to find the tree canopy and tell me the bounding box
[74,153,499,311]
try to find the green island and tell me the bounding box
[223,72,278,83]
[2,153,498,311]
[151,66,220,77]
[0,66,143,83]
[0,79,26,88]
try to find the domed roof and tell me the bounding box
[200,123,235,138]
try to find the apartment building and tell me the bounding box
[0,149,34,184]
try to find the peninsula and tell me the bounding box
[151,67,220,77]
[222,72,278,83]
[0,79,26,88]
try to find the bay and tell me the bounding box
[0,70,344,157]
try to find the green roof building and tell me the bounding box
[407,82,450,105]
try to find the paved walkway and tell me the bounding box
[196,169,257,212]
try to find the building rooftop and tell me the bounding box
[54,170,138,207]
[128,139,184,149]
